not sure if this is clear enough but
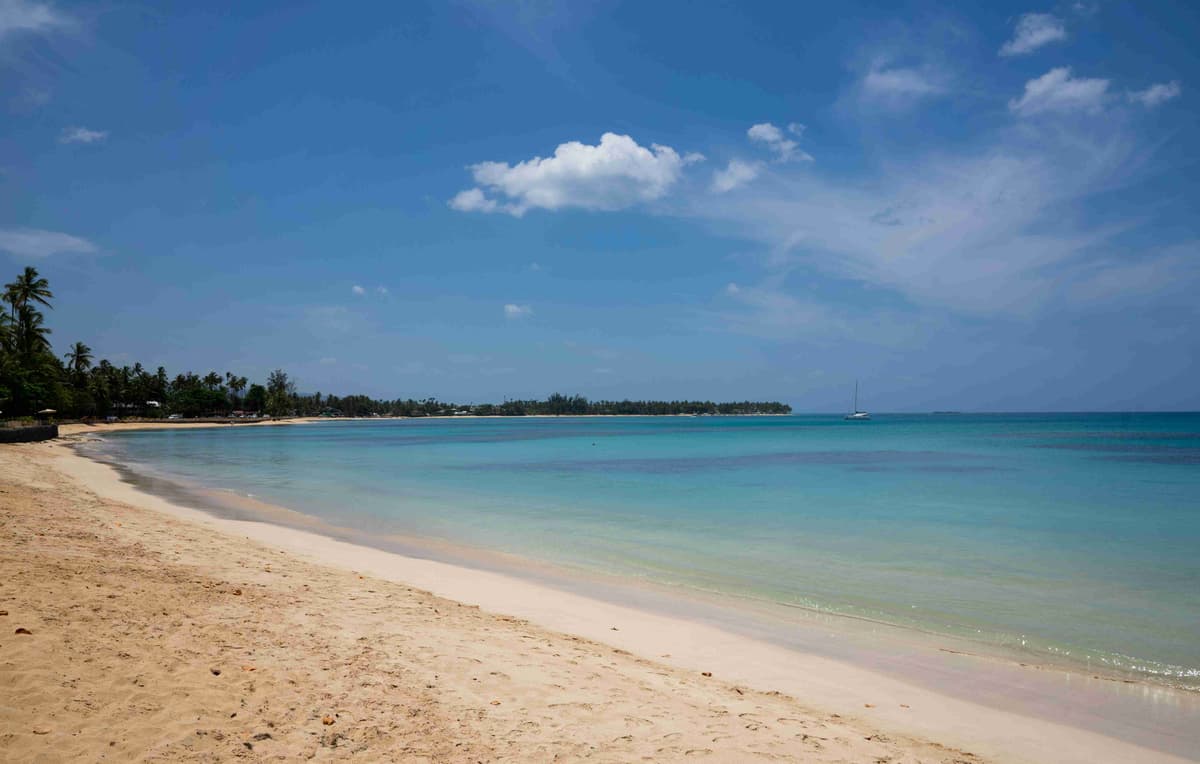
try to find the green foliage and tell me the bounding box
[265,369,295,416]
[244,384,267,413]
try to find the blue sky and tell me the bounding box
[2,0,1197,410]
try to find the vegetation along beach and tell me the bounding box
[3,1,1199,762]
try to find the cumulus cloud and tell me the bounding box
[1128,81,1182,108]
[0,0,67,38]
[711,159,763,193]
[1009,67,1108,116]
[351,285,366,296]
[449,187,498,213]
[59,127,107,144]
[747,122,812,163]
[450,133,687,216]
[0,227,96,258]
[999,13,1067,57]
[503,303,533,319]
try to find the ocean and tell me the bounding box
[89,413,1200,690]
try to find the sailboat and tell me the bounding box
[844,381,871,421]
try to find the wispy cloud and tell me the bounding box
[688,119,1148,318]
[999,13,1066,57]
[860,64,947,108]
[1009,67,1108,116]
[0,0,67,38]
[351,284,366,296]
[503,303,533,319]
[1066,242,1200,306]
[375,285,390,296]
[711,159,763,193]
[0,227,96,258]
[304,305,357,336]
[747,122,812,163]
[450,133,687,216]
[717,280,932,345]
[59,126,107,144]
[1128,81,1182,108]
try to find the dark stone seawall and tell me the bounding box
[0,425,59,444]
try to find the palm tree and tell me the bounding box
[226,373,247,408]
[16,304,51,357]
[0,310,12,353]
[4,266,53,320]
[65,341,93,378]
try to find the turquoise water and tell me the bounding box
[96,414,1200,688]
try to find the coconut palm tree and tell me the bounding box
[0,310,12,353]
[65,341,93,379]
[4,266,53,320]
[16,304,52,357]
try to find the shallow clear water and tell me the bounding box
[97,414,1200,688]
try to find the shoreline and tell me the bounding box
[18,435,1196,761]
[4,437,982,763]
[76,431,1197,695]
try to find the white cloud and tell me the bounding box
[1128,81,1182,108]
[376,285,390,296]
[503,303,533,319]
[1067,245,1199,305]
[683,151,707,164]
[0,0,66,38]
[719,281,849,339]
[0,227,96,258]
[12,87,51,112]
[351,285,366,296]
[861,65,946,107]
[711,159,763,193]
[747,122,812,163]
[688,121,1146,317]
[1009,67,1108,116]
[999,13,1067,57]
[449,187,498,213]
[59,126,107,145]
[450,133,687,216]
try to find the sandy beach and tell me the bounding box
[1,436,1194,762]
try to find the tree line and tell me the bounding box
[1,267,790,420]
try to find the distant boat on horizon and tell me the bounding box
[844,381,871,421]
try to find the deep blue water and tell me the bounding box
[96,414,1200,687]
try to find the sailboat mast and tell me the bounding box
[853,380,858,413]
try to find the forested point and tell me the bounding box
[1,267,790,421]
